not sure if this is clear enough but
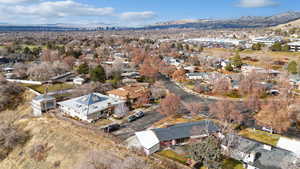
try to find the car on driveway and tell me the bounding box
[128,111,144,122]
[103,124,121,133]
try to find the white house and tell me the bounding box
[73,76,86,85]
[31,95,56,116]
[58,93,125,123]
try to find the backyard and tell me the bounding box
[239,128,280,146]
[23,83,75,94]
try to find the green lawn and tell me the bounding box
[239,128,280,146]
[157,149,188,164]
[26,83,74,94]
[222,158,245,169]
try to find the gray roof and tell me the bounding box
[151,120,219,142]
[33,94,55,102]
[76,93,108,105]
[224,134,298,169]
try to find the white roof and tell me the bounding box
[277,137,300,157]
[288,41,300,46]
[135,130,159,150]
[58,93,124,115]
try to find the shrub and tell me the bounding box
[0,124,28,160]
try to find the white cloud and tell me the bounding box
[120,11,156,21]
[0,0,38,4]
[0,0,158,26]
[237,0,278,8]
[7,0,114,17]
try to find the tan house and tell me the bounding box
[106,83,149,103]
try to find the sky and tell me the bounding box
[0,0,299,26]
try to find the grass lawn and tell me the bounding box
[239,128,280,146]
[154,116,205,128]
[26,83,75,94]
[157,149,188,164]
[222,158,245,169]
[93,119,113,127]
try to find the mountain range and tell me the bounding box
[0,11,300,31]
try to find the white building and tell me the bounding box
[163,57,183,67]
[288,41,300,52]
[31,95,56,116]
[252,37,283,46]
[58,93,125,123]
[73,77,86,85]
[184,38,246,46]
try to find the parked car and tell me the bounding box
[113,113,125,119]
[128,111,144,122]
[103,124,121,133]
[134,111,144,118]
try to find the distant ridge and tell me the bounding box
[0,11,300,31]
[144,11,300,30]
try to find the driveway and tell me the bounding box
[113,109,165,140]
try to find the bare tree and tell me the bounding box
[159,93,181,117]
[212,78,231,95]
[209,100,244,132]
[255,100,291,133]
[185,102,206,115]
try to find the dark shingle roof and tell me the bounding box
[151,120,220,141]
[224,134,298,169]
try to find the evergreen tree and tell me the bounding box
[287,61,298,74]
[270,42,282,51]
[77,63,89,74]
[90,65,106,82]
[230,53,243,68]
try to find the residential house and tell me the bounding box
[163,57,184,67]
[121,72,140,79]
[241,65,280,76]
[31,94,56,116]
[288,41,300,52]
[73,76,86,85]
[186,72,226,83]
[135,120,220,155]
[58,93,125,123]
[222,134,299,169]
[106,83,149,104]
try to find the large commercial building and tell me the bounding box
[288,41,300,52]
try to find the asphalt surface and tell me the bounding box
[113,110,165,140]
[161,77,215,104]
[113,77,300,140]
[113,78,217,140]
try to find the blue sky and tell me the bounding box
[0,0,299,26]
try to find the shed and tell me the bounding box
[31,94,56,116]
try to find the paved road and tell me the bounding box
[114,78,217,140]
[161,77,215,104]
[113,110,165,140]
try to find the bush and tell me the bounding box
[29,143,52,161]
[0,78,24,111]
[287,61,298,74]
[0,124,28,160]
[77,63,89,74]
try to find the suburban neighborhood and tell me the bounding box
[0,1,300,169]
